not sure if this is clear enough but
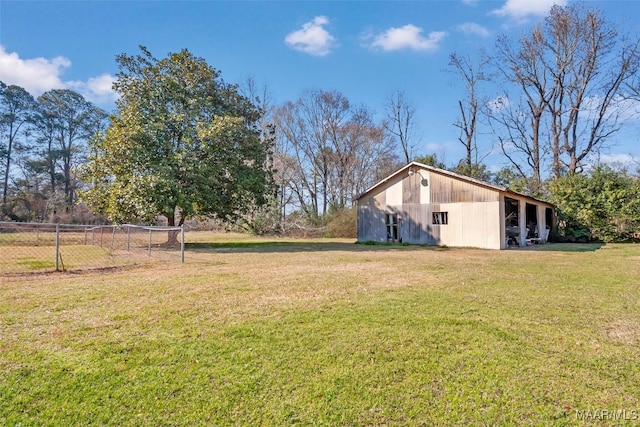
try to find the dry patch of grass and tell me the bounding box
[607,318,640,345]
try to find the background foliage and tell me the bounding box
[549,167,640,242]
[1,3,639,240]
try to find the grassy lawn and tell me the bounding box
[1,234,639,425]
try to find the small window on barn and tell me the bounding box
[432,212,448,225]
[386,213,399,242]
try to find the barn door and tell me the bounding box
[386,213,399,242]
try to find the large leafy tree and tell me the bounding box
[82,47,272,228]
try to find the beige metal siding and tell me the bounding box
[386,179,403,206]
[357,173,503,248]
[420,171,430,204]
[381,201,501,248]
[355,166,551,249]
[434,202,502,249]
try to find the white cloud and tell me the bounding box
[370,24,447,52]
[617,97,640,122]
[67,74,116,105]
[456,22,491,38]
[425,142,448,152]
[462,0,478,5]
[0,45,69,94]
[578,94,640,124]
[0,46,116,106]
[585,153,639,173]
[285,16,335,57]
[486,95,510,113]
[491,0,567,19]
[598,153,638,167]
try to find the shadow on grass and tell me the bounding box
[187,241,609,254]
[186,241,453,254]
[514,242,604,252]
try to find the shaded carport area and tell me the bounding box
[502,194,554,248]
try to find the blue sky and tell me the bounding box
[1,0,639,170]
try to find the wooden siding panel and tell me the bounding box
[464,202,501,249]
[430,173,499,204]
[358,199,502,249]
[400,204,423,242]
[435,204,462,245]
[402,174,420,204]
[399,204,439,245]
[357,205,387,243]
[358,175,405,242]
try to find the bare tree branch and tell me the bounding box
[383,90,416,164]
[449,51,491,168]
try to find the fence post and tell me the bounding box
[55,224,60,271]
[84,229,87,245]
[181,225,185,263]
[148,229,152,257]
[111,226,116,251]
[126,226,131,252]
[100,227,104,247]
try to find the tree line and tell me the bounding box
[445,3,640,241]
[0,83,108,222]
[449,4,639,187]
[1,3,639,241]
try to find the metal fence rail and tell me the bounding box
[0,222,184,274]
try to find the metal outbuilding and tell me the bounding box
[356,162,555,249]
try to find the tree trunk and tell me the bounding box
[2,123,12,209]
[165,208,181,247]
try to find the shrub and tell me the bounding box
[325,206,357,238]
[549,167,640,242]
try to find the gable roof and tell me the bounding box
[357,161,554,207]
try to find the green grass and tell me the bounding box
[1,236,639,425]
[15,257,55,270]
[0,245,145,274]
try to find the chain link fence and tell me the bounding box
[0,222,184,275]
